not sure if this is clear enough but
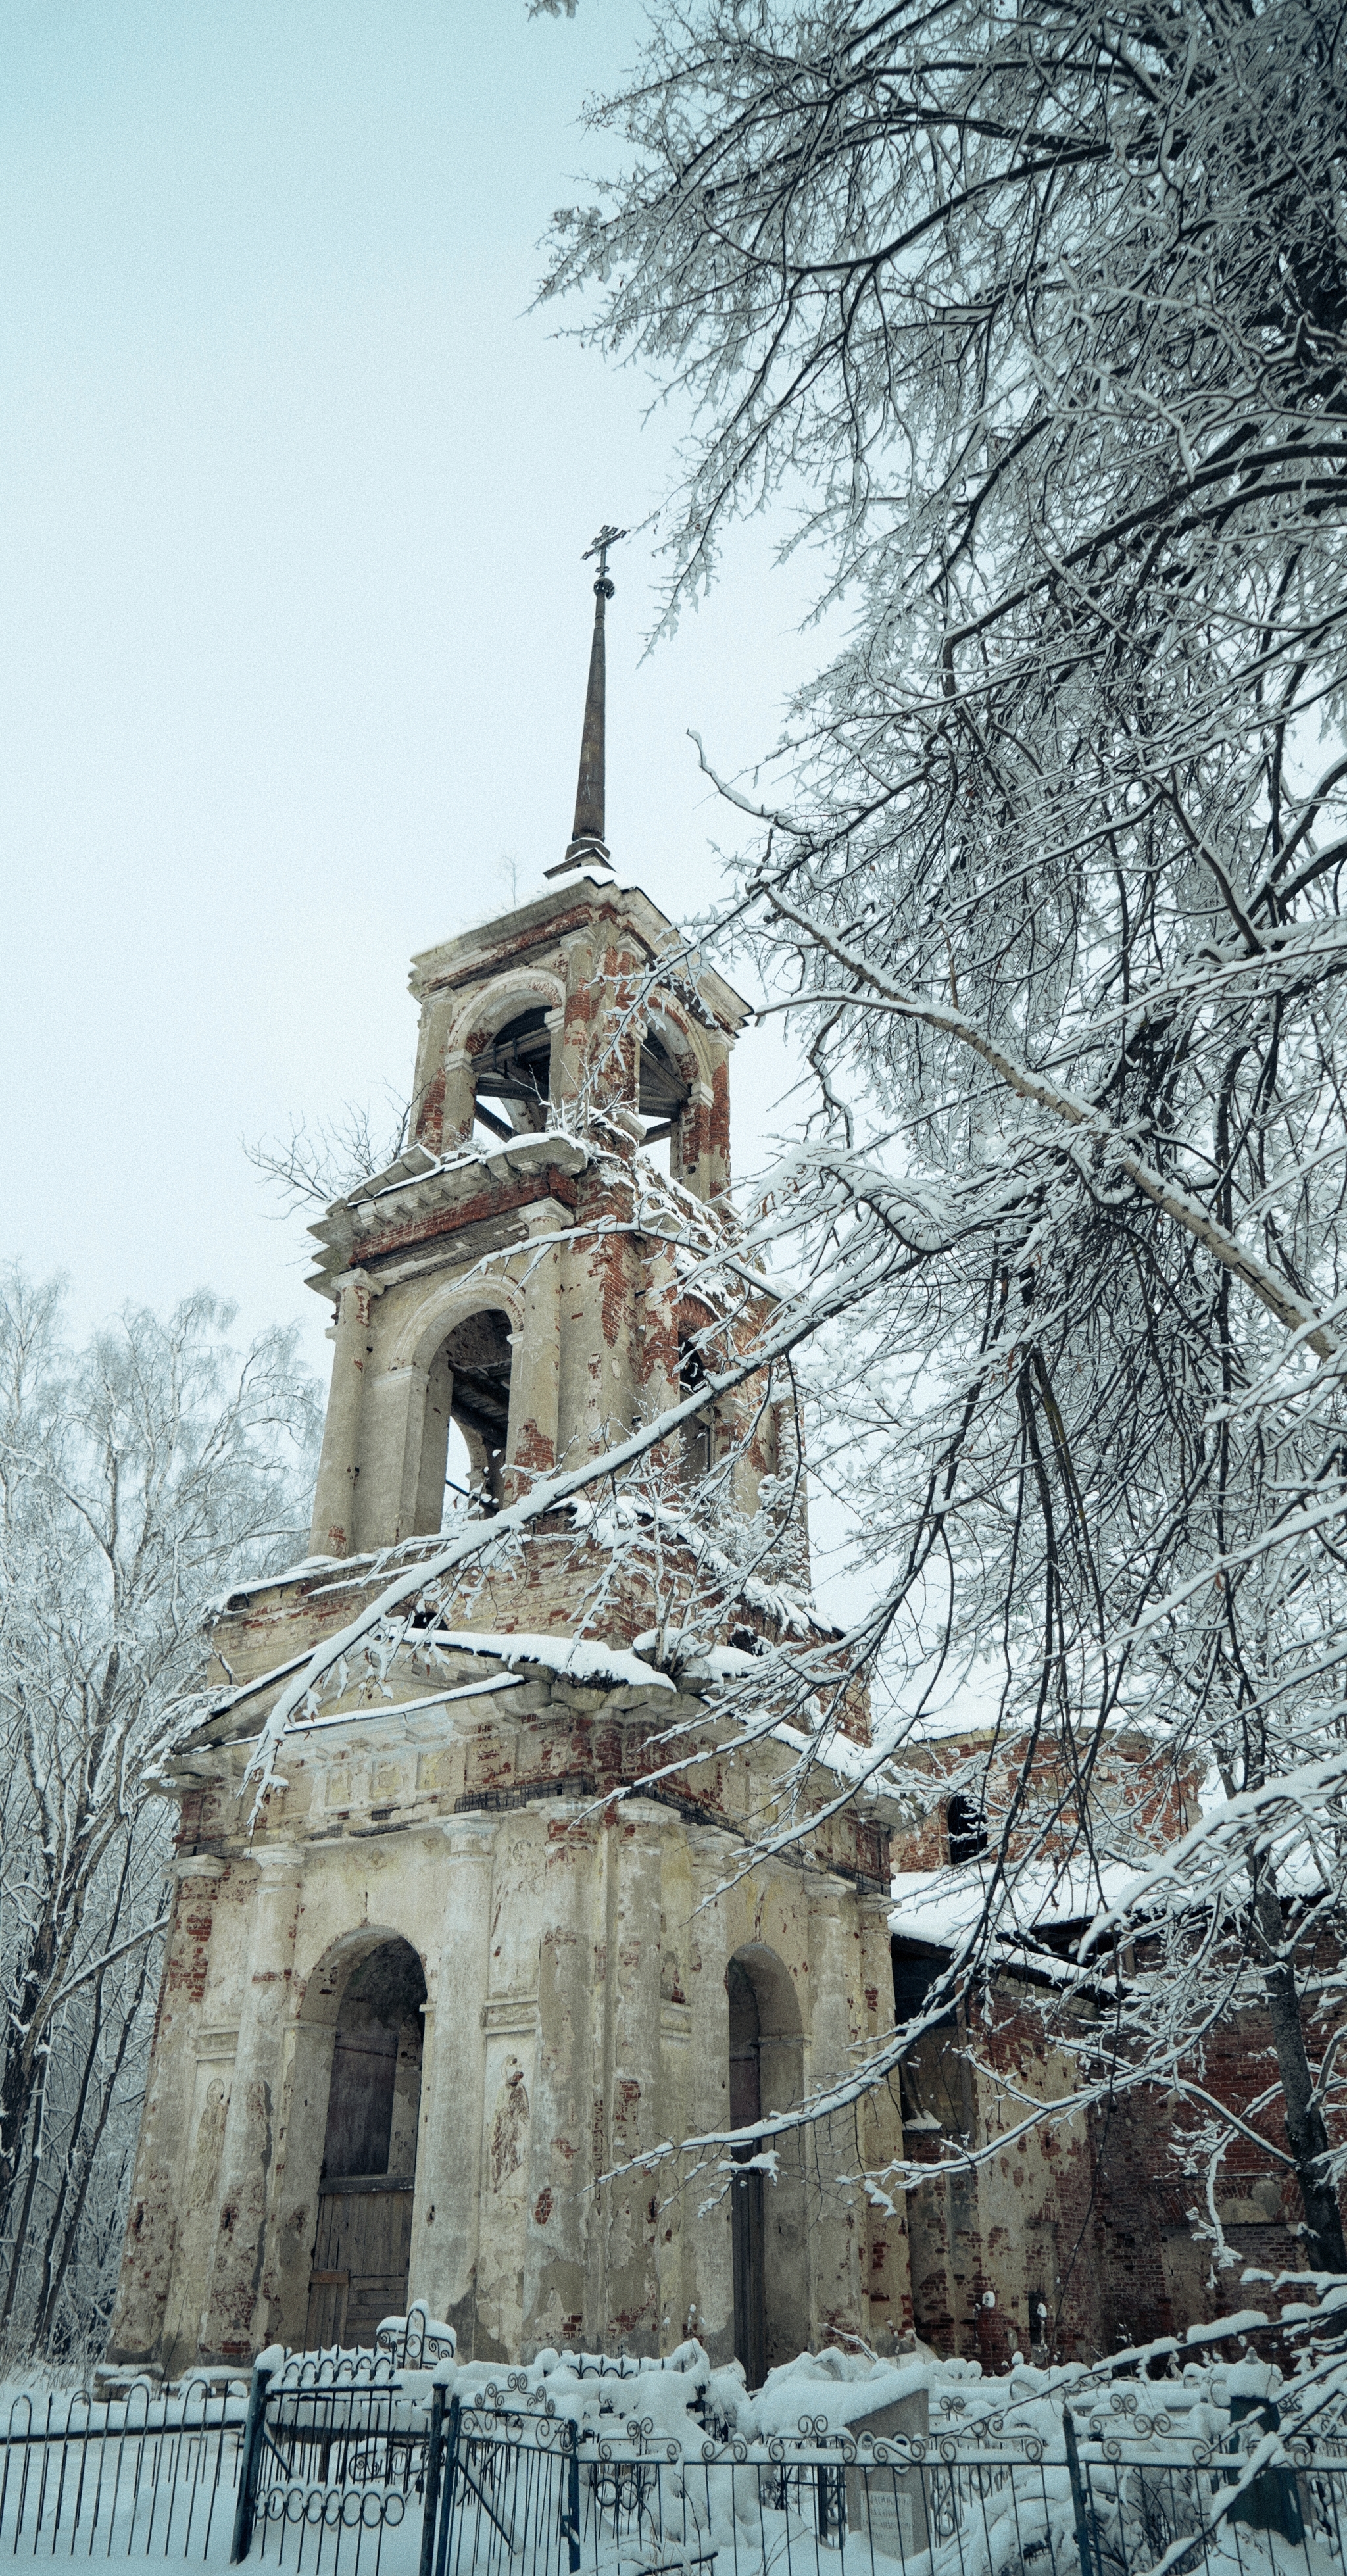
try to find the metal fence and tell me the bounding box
[422,2395,1347,2576]
[0,2375,246,2562]
[4,2357,1347,2576]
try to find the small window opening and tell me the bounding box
[474,1009,552,1143]
[947,1792,989,1864]
[680,1336,712,1482]
[638,1032,691,1170]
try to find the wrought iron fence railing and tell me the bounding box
[3,2352,1347,2575]
[425,2396,1347,2576]
[0,2374,246,2561]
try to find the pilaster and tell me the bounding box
[600,1804,666,2354]
[521,1810,598,2351]
[857,1893,912,2348]
[807,1888,869,2348]
[503,1201,565,1497]
[198,1847,303,2364]
[415,1823,497,2350]
[309,1275,372,1558]
[686,1833,737,2362]
[105,1856,224,2370]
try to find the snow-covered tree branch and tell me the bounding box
[531,0,1347,2266]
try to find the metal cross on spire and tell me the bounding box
[549,525,629,878]
[582,523,627,591]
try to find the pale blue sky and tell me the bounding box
[1,1,818,1389]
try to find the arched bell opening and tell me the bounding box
[637,1030,691,1173]
[305,1937,427,2350]
[726,1945,809,2387]
[414,1308,516,1529]
[473,1008,552,1144]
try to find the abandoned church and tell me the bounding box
[105,549,1331,2389]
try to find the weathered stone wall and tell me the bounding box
[896,1957,1341,2367]
[107,1652,906,2375]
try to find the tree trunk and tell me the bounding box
[1252,1879,1347,2275]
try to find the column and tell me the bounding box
[556,1228,635,1468]
[685,1833,737,2362]
[708,1052,732,1199]
[413,1346,454,1531]
[681,1082,715,1202]
[601,1806,665,2354]
[105,1856,224,2369]
[503,1202,564,1499]
[266,2008,338,2352]
[554,937,598,1109]
[808,1890,868,2345]
[411,994,455,1151]
[441,1047,477,1148]
[635,1235,679,1467]
[353,1350,426,1550]
[653,1827,697,2354]
[856,1895,912,2350]
[412,1823,496,2350]
[545,1007,567,1115]
[522,1813,598,2351]
[309,1274,372,1558]
[198,1848,303,2365]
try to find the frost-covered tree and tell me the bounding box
[522,0,1347,2268]
[0,1269,316,2356]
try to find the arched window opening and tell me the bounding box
[474,1009,552,1143]
[306,1938,426,2350]
[414,1308,514,1532]
[725,1946,809,2387]
[947,1793,989,1864]
[679,1336,712,1483]
[638,1031,691,1170]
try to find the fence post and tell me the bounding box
[433,2395,462,2576]
[1063,2406,1096,2576]
[420,2385,446,2576]
[564,2417,581,2576]
[229,2357,276,2565]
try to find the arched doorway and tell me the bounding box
[305,1939,426,2349]
[726,1946,809,2385]
[728,1958,767,2387]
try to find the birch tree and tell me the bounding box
[524,0,1347,2267]
[0,1269,316,2356]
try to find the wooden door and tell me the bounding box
[731,2168,766,2390]
[305,2175,415,2350]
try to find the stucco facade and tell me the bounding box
[106,856,910,2380]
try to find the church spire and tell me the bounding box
[550,525,625,878]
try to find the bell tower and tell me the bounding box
[303,533,748,1580]
[105,544,908,2387]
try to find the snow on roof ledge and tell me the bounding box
[889,1858,1149,1950]
[427,1630,675,1693]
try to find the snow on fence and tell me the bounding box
[2,2317,1346,2576]
[0,2373,247,2564]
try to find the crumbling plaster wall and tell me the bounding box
[899,1988,1101,2365]
[108,1664,906,2375]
